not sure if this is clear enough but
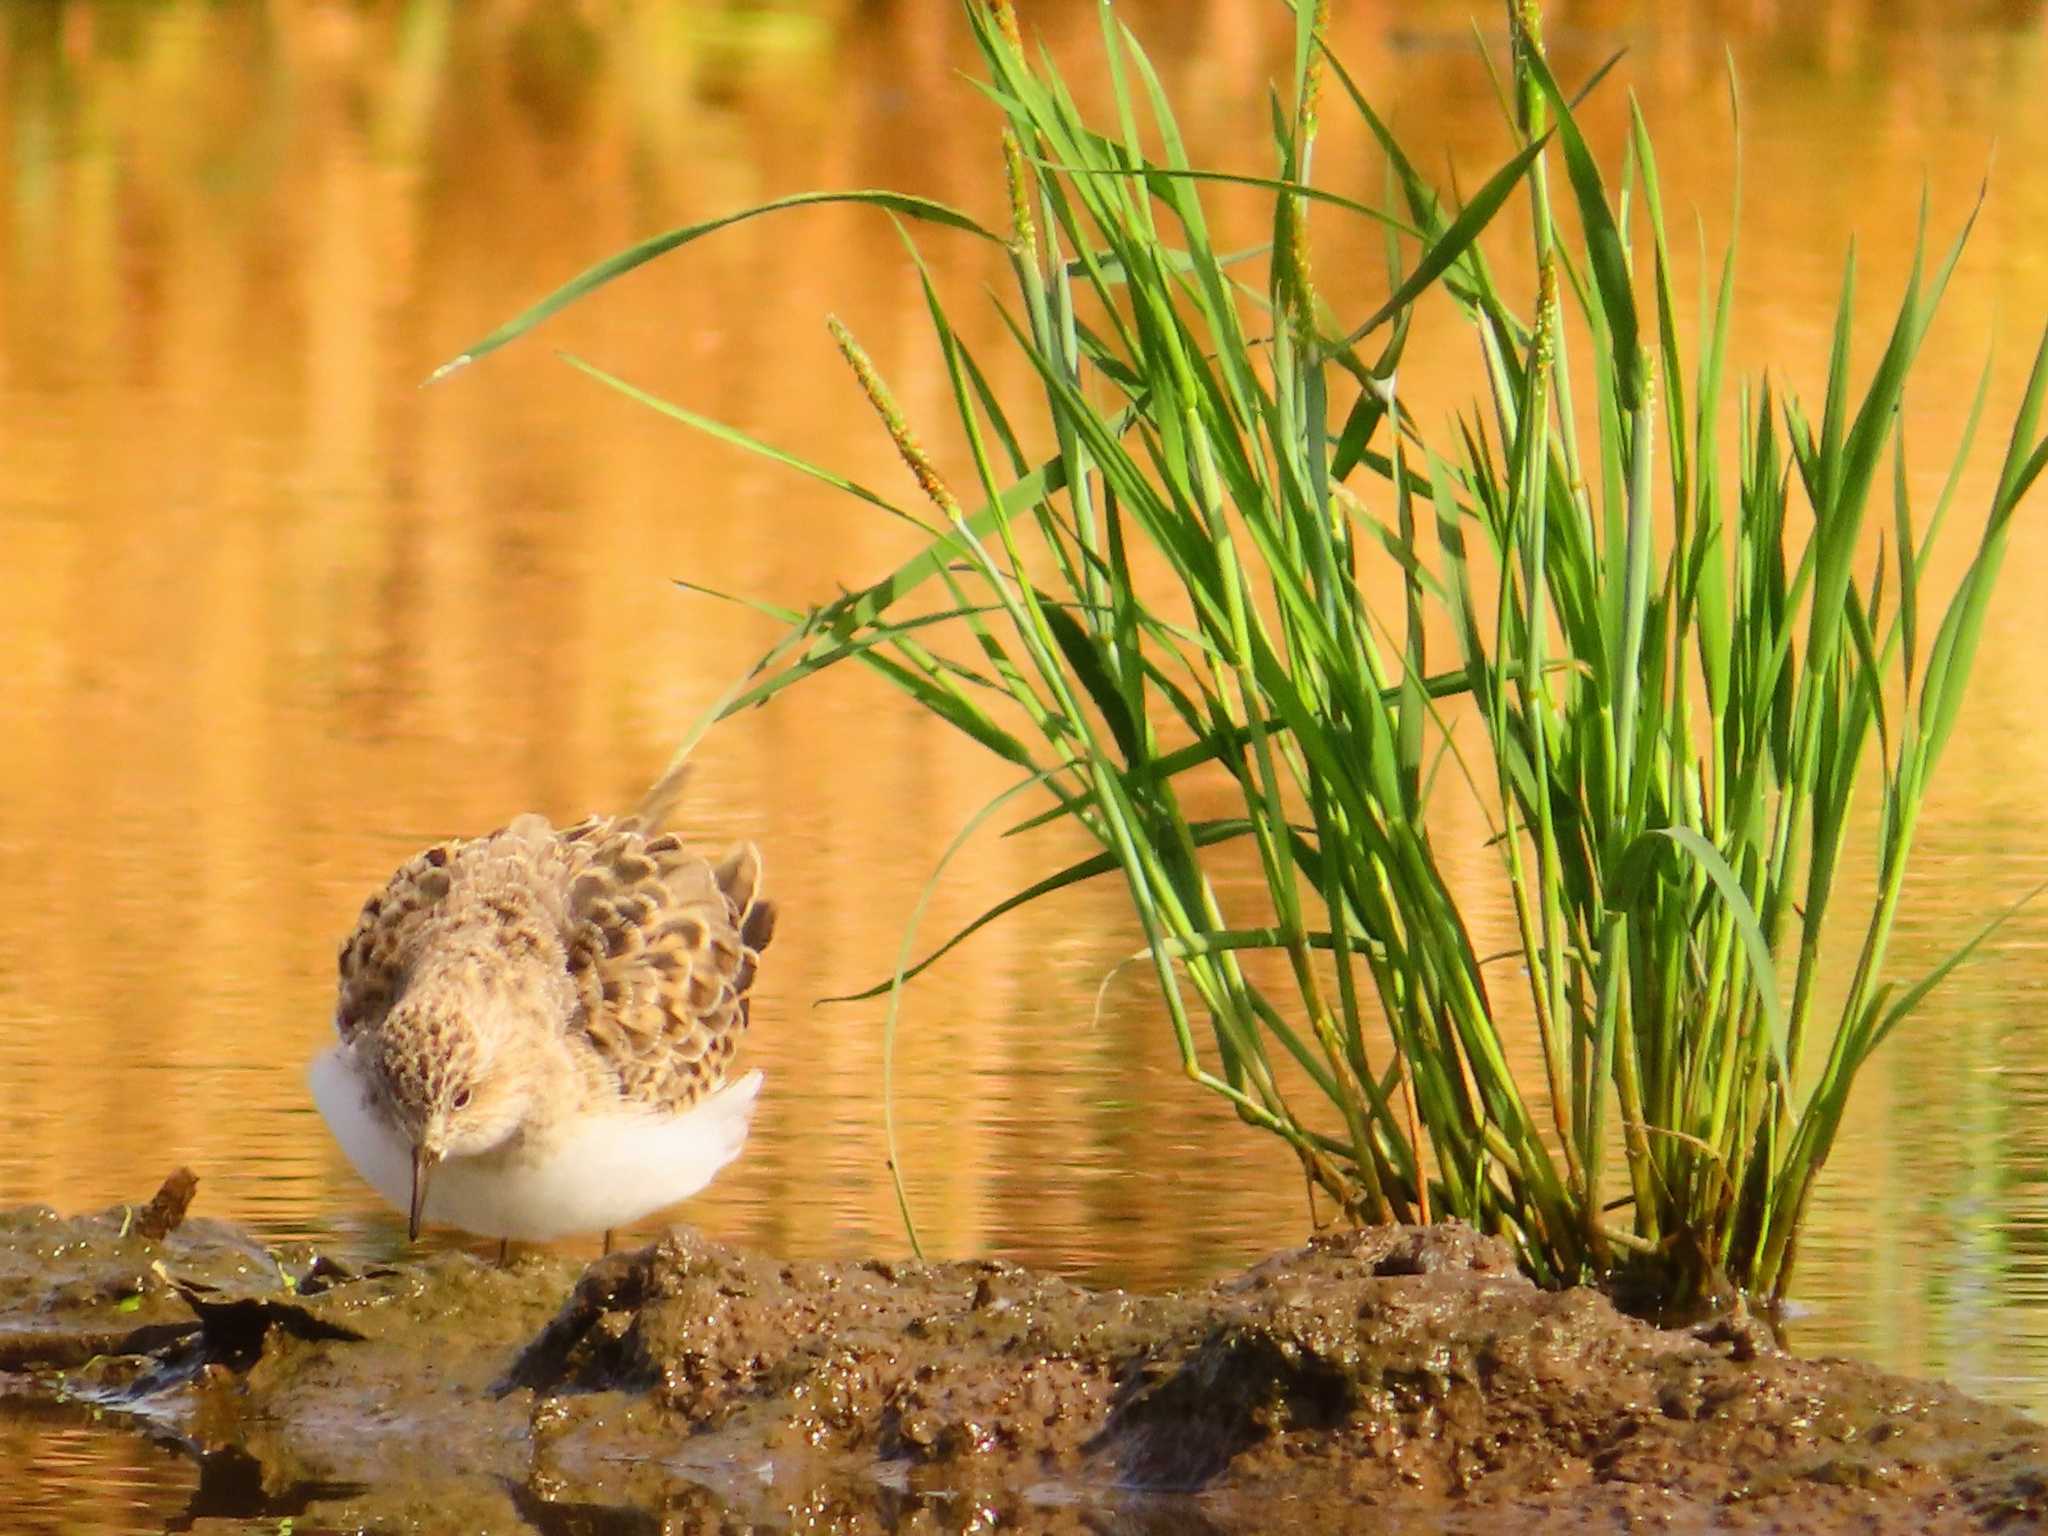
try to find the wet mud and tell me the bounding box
[2,1175,2044,1533]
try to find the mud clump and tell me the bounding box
[2,1182,2045,1534]
[499,1222,2048,1529]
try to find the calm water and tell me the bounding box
[5,0,2048,1528]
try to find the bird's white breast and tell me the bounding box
[308,1044,763,1241]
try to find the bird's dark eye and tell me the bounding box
[452,1088,472,1109]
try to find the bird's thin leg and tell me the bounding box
[497,1238,510,1267]
[603,1229,614,1257]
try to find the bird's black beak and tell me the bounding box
[408,1144,438,1242]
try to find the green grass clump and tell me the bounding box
[445,0,2048,1307]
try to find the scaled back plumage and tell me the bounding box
[334,768,776,1117]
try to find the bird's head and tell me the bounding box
[370,985,532,1237]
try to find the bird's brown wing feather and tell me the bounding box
[336,793,775,1115]
[562,821,775,1112]
[335,839,468,1042]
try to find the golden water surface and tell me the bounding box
[5,1,2048,1527]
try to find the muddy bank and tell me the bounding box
[1,1178,2043,1533]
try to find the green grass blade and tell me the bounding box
[1652,825,1788,1082]
[434,190,998,376]
[1518,48,1642,408]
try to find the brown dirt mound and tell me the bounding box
[1,1177,2043,1533]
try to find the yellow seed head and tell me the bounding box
[1280,193,1316,348]
[828,316,961,519]
[992,0,1024,56]
[1534,255,1559,373]
[1002,127,1037,257]
[1302,0,1330,139]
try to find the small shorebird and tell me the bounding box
[308,767,774,1255]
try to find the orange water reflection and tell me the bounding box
[4,7,2048,1525]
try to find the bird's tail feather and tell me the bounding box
[630,759,694,832]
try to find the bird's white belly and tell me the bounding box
[308,1046,763,1241]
